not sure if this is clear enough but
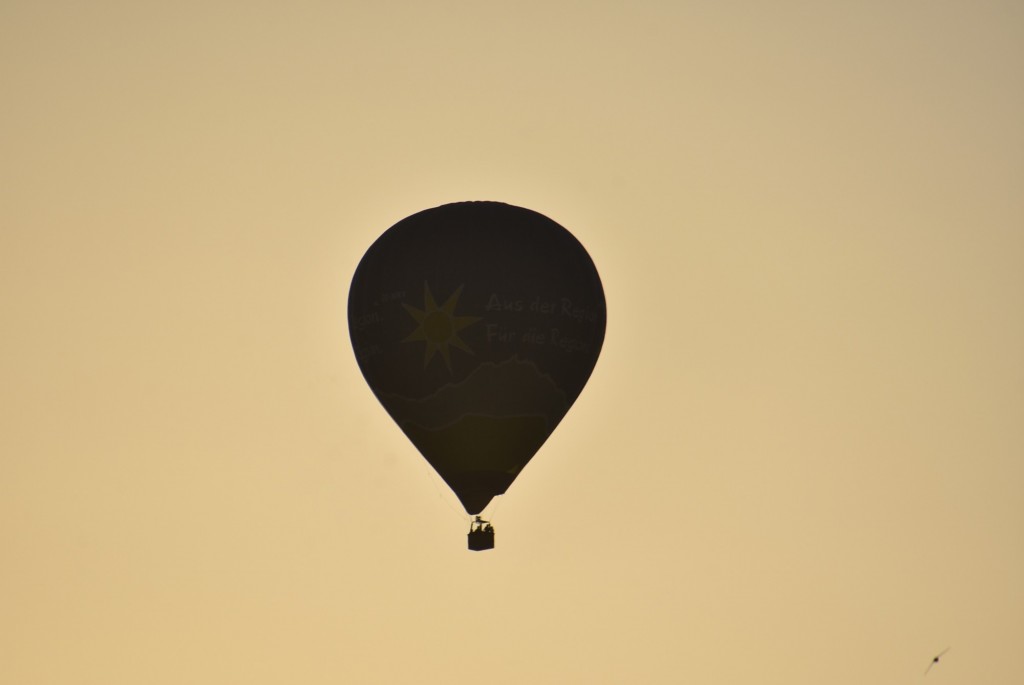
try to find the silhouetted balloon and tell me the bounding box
[348,202,605,515]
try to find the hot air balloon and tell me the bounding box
[348,202,606,550]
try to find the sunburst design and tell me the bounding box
[402,283,480,370]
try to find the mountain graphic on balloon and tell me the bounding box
[380,357,570,515]
[348,201,606,548]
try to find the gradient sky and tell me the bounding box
[2,2,1022,683]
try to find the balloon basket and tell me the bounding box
[468,517,495,551]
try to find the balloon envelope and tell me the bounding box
[348,202,606,514]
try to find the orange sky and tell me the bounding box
[2,2,1022,683]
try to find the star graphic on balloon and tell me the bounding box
[402,283,480,370]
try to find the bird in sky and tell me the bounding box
[925,647,950,675]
